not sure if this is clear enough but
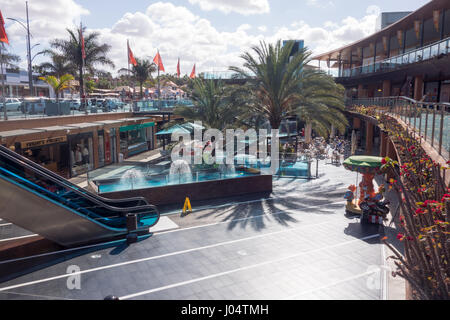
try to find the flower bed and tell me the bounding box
[348,105,449,300]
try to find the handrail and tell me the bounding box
[0,145,149,206]
[346,97,449,161]
[0,149,159,215]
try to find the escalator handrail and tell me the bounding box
[0,148,159,215]
[0,145,150,206]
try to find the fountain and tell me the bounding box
[169,160,193,184]
[120,168,146,190]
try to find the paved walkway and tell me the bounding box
[0,160,388,300]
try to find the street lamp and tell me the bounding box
[7,1,34,97]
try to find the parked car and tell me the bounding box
[70,99,81,110]
[0,98,22,112]
[109,98,125,109]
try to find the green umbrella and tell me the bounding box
[343,156,384,174]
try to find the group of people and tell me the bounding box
[71,145,90,167]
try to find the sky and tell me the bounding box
[1,0,430,76]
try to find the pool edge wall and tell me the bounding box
[99,174,273,206]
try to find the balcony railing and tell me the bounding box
[341,37,450,78]
[346,96,450,161]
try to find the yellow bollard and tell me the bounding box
[182,197,192,216]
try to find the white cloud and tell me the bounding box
[0,1,379,75]
[307,0,335,9]
[188,0,269,15]
[2,0,89,42]
[258,26,267,32]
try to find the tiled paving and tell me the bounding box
[0,161,385,300]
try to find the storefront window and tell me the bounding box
[20,139,70,178]
[69,134,94,177]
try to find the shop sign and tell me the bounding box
[21,136,67,149]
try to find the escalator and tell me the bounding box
[0,145,160,247]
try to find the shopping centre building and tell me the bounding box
[314,0,450,102]
[0,113,160,178]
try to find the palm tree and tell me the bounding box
[0,50,20,69]
[37,51,73,78]
[119,59,156,99]
[230,40,309,130]
[295,71,348,143]
[174,78,238,130]
[230,40,347,142]
[1,49,20,120]
[49,26,114,104]
[39,74,75,102]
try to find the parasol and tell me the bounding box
[343,156,384,174]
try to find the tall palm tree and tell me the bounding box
[174,78,238,130]
[295,70,348,143]
[49,26,114,103]
[119,59,156,98]
[0,50,20,69]
[1,49,20,120]
[230,40,347,141]
[230,40,309,130]
[37,51,73,78]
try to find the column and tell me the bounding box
[365,121,374,154]
[115,127,121,163]
[382,80,391,97]
[357,84,365,98]
[353,117,361,129]
[92,130,99,169]
[414,75,424,101]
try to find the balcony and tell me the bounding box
[341,37,450,78]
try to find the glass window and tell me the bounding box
[69,134,93,177]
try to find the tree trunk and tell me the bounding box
[140,82,143,99]
[305,122,312,144]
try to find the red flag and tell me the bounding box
[128,41,137,67]
[153,51,165,72]
[190,64,196,79]
[80,26,86,60]
[177,58,181,78]
[0,10,9,45]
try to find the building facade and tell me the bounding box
[0,68,50,98]
[313,0,450,103]
[0,113,159,178]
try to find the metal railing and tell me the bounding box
[133,99,193,111]
[347,96,450,161]
[341,37,450,78]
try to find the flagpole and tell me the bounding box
[157,49,160,110]
[1,43,7,121]
[127,39,131,107]
[80,21,87,115]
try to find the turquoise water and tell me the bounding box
[277,161,309,177]
[98,171,251,194]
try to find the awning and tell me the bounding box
[156,124,191,136]
[120,122,155,132]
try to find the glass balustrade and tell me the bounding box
[340,37,450,78]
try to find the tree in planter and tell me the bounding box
[39,74,75,114]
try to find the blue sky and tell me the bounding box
[2,0,430,75]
